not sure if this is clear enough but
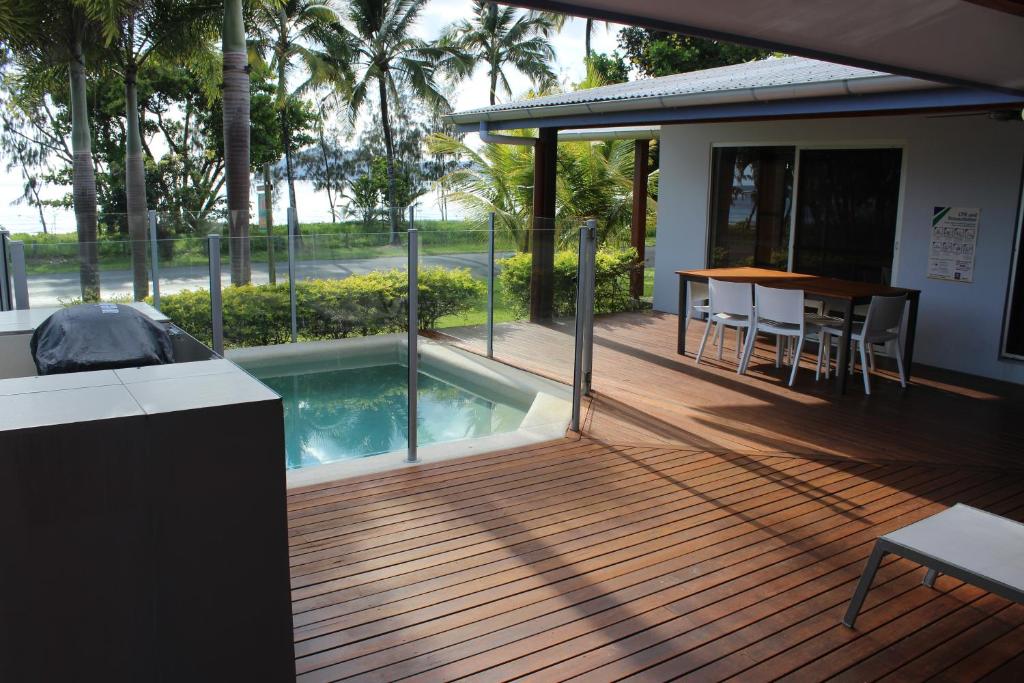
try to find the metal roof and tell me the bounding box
[449,56,1024,133]
[456,57,900,117]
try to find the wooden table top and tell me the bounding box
[676,266,919,302]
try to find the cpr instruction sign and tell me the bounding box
[928,206,979,282]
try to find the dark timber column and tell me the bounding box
[630,138,650,299]
[530,127,558,322]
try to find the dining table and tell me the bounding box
[676,266,921,394]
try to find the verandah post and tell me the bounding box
[530,127,557,322]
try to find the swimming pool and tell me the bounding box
[228,336,571,485]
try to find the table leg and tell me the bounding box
[903,294,920,384]
[677,276,687,356]
[835,299,854,395]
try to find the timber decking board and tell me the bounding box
[287,443,1024,681]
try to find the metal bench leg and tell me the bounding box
[844,544,887,628]
[923,568,940,588]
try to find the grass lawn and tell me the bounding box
[435,288,521,329]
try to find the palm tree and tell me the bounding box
[1,3,102,300]
[222,0,251,284]
[443,2,556,107]
[335,0,469,244]
[252,0,348,225]
[530,11,606,62]
[428,130,653,248]
[76,0,219,300]
[426,130,536,249]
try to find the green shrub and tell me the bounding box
[498,247,640,318]
[155,267,484,348]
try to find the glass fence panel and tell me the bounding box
[415,223,491,357]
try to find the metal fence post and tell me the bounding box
[487,212,495,358]
[407,216,419,464]
[0,229,11,311]
[571,224,588,433]
[287,207,298,343]
[148,209,160,310]
[207,234,224,356]
[583,219,597,396]
[10,241,29,309]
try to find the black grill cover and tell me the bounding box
[31,304,175,375]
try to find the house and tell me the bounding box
[448,56,1024,383]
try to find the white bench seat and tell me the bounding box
[843,503,1024,628]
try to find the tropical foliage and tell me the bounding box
[426,130,656,248]
[442,2,556,106]
[157,266,484,347]
[498,246,640,317]
[618,27,774,78]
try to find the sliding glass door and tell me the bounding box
[793,148,903,283]
[1003,186,1024,360]
[708,146,795,269]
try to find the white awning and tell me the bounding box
[507,0,1024,95]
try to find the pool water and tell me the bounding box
[254,363,530,469]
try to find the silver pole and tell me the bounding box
[287,207,298,343]
[487,212,495,358]
[583,219,597,396]
[10,241,29,309]
[207,234,224,356]
[407,216,419,463]
[148,209,160,310]
[0,229,11,311]
[570,224,588,433]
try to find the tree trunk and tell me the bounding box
[277,10,299,229]
[377,78,400,245]
[317,117,337,222]
[69,36,99,301]
[124,58,149,301]
[223,0,251,285]
[585,18,593,59]
[489,67,498,106]
[263,163,276,284]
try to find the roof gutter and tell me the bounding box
[557,126,660,141]
[477,121,537,146]
[450,74,943,127]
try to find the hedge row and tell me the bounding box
[498,247,641,318]
[157,267,484,348]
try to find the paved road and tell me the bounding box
[25,252,507,306]
[25,248,654,306]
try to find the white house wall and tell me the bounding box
[652,113,1024,383]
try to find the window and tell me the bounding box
[793,148,903,283]
[708,146,795,270]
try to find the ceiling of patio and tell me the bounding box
[506,0,1024,95]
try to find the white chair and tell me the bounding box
[695,279,753,369]
[818,294,908,395]
[684,281,710,333]
[739,285,813,386]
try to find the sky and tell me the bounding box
[0,2,625,234]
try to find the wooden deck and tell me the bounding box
[438,311,1024,470]
[288,312,1024,681]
